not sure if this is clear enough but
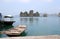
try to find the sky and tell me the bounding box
[0,0,60,15]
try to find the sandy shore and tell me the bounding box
[0,35,60,39]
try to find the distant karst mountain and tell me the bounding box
[58,13,60,17]
[20,10,40,17]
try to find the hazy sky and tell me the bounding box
[0,0,60,15]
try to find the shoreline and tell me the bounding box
[0,35,60,39]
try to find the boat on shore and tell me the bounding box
[1,25,26,36]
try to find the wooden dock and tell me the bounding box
[0,35,60,39]
[0,25,26,36]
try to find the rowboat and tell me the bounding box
[3,25,26,36]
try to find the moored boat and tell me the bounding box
[3,21,15,25]
[3,15,15,25]
[3,25,26,36]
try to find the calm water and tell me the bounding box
[0,16,60,37]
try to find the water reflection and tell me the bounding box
[29,17,33,23]
[20,17,39,24]
[0,34,7,38]
[20,17,28,22]
[20,31,27,36]
[0,25,14,31]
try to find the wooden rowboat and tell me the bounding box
[2,25,26,36]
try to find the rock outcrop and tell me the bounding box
[20,10,40,17]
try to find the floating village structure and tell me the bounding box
[20,10,40,17]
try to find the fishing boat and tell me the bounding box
[3,15,15,25]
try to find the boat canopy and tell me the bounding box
[4,15,13,18]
